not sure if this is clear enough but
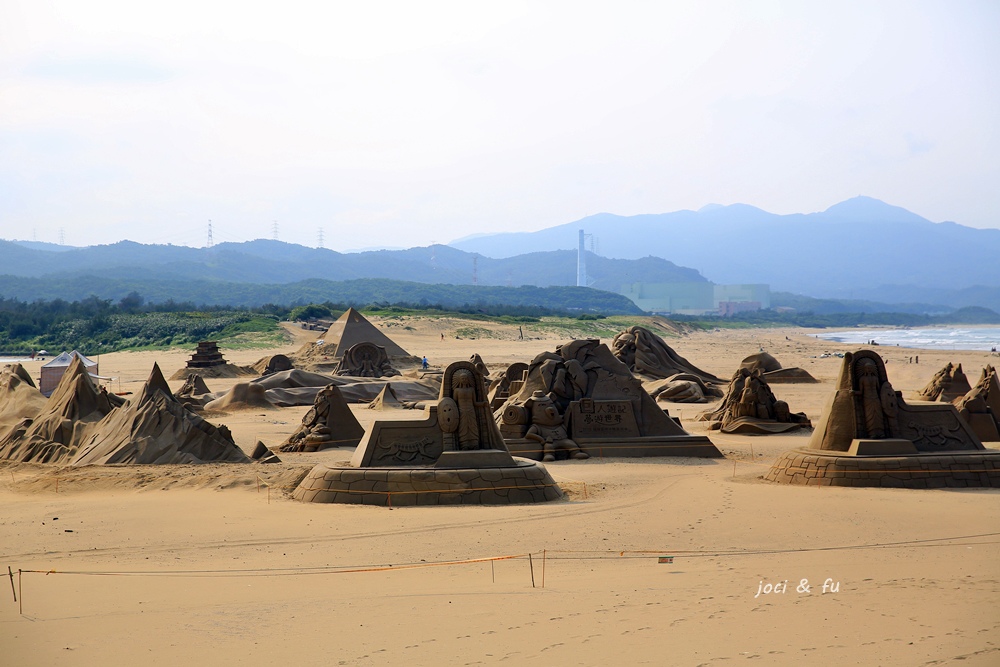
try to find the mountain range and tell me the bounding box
[451,196,1000,304]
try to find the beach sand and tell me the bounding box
[1,320,998,666]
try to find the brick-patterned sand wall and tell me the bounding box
[765,449,1000,489]
[293,463,563,505]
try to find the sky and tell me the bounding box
[1,0,998,250]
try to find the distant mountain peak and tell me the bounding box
[821,196,927,223]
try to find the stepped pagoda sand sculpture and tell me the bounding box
[497,339,721,460]
[954,366,1000,442]
[296,308,415,368]
[739,351,817,383]
[73,363,249,465]
[280,384,364,452]
[169,341,255,380]
[293,361,562,506]
[917,362,972,402]
[766,350,1000,488]
[698,367,811,435]
[611,325,724,403]
[0,356,120,463]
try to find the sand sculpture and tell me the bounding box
[739,352,817,383]
[250,440,282,463]
[280,384,364,452]
[169,342,255,380]
[174,374,213,410]
[251,354,293,376]
[0,363,47,432]
[612,326,724,383]
[334,342,400,377]
[697,368,811,434]
[72,363,250,465]
[954,366,1000,442]
[367,383,422,410]
[611,326,724,402]
[204,382,275,412]
[298,307,412,362]
[917,362,972,402]
[251,369,439,406]
[0,356,120,463]
[497,339,720,459]
[469,353,491,379]
[487,362,528,410]
[293,361,562,506]
[766,350,1000,488]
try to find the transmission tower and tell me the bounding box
[59,228,65,245]
[317,228,325,249]
[472,256,478,285]
[271,221,279,241]
[207,220,214,248]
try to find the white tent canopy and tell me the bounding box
[41,350,97,369]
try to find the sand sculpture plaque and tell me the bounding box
[497,339,720,459]
[293,361,562,505]
[766,350,1000,488]
[697,368,811,434]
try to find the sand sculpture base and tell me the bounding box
[292,457,562,506]
[505,435,720,460]
[765,447,1000,489]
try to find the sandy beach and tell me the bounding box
[2,319,998,666]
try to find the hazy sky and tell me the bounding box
[1,0,997,250]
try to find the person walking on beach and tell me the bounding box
[422,356,429,370]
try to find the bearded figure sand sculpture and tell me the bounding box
[766,350,1000,488]
[293,360,562,505]
[698,368,811,434]
[497,339,720,459]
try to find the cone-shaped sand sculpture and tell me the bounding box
[0,356,119,463]
[72,363,250,465]
[0,364,47,433]
[766,350,1000,488]
[954,366,1000,442]
[697,368,812,434]
[739,352,817,383]
[293,361,562,506]
[367,383,404,410]
[497,339,721,459]
[917,362,972,402]
[174,374,214,410]
[280,384,364,452]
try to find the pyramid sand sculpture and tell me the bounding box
[697,367,812,434]
[72,363,250,465]
[293,360,562,506]
[313,308,411,359]
[766,350,1000,488]
[367,383,404,410]
[280,384,364,452]
[954,365,1000,442]
[917,362,972,402]
[497,339,721,459]
[0,356,119,463]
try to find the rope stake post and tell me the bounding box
[7,566,15,603]
[528,553,535,588]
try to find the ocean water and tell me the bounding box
[812,327,1000,351]
[0,357,34,364]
